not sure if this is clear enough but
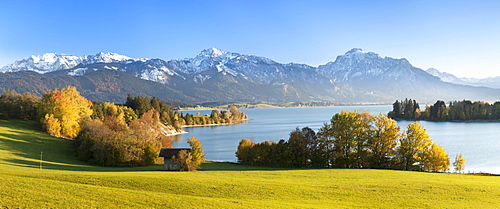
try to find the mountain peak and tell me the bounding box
[1,53,82,74]
[340,48,384,61]
[77,52,138,66]
[199,48,228,58]
[85,52,134,62]
[346,48,363,54]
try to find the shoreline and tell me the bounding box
[178,103,392,111]
[165,130,188,136]
[182,119,251,128]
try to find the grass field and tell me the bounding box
[1,120,500,208]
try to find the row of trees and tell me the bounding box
[125,94,248,128]
[389,99,500,121]
[0,90,40,120]
[237,110,461,172]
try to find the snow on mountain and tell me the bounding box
[80,52,138,65]
[426,68,465,83]
[0,53,82,74]
[167,48,316,84]
[5,48,498,91]
[131,59,178,84]
[169,48,242,75]
[0,52,141,74]
[317,48,423,82]
[3,48,500,103]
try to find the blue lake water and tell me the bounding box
[172,106,500,174]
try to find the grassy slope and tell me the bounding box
[1,120,499,208]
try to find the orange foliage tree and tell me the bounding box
[38,86,93,139]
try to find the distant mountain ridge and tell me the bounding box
[426,68,500,89]
[1,48,499,103]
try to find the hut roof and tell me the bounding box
[158,148,191,158]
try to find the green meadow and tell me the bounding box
[1,120,499,208]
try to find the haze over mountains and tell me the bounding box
[426,68,500,89]
[1,48,499,104]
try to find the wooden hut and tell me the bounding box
[158,148,191,170]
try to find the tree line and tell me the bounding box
[236,110,464,172]
[125,94,247,128]
[389,98,500,121]
[0,90,40,120]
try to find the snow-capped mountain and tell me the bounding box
[0,53,82,74]
[1,48,499,103]
[80,52,138,65]
[168,48,320,85]
[0,52,140,74]
[316,48,445,99]
[318,48,434,82]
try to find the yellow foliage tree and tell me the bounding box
[235,138,254,164]
[423,143,450,172]
[41,113,62,137]
[453,153,466,173]
[38,86,93,139]
[188,136,206,170]
[369,113,401,168]
[397,122,433,171]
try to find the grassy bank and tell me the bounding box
[1,120,499,208]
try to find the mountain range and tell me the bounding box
[426,68,500,89]
[1,48,499,104]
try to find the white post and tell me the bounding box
[40,151,43,171]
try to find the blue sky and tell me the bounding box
[1,0,499,78]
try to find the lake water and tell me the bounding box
[172,106,500,174]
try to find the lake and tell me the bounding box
[172,106,500,174]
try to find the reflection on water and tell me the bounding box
[174,106,500,174]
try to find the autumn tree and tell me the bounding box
[368,114,401,168]
[92,102,137,125]
[423,143,450,172]
[174,137,206,171]
[186,136,206,170]
[38,86,93,138]
[397,122,433,171]
[319,110,372,168]
[453,153,466,173]
[229,106,247,120]
[174,150,195,171]
[236,138,255,164]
